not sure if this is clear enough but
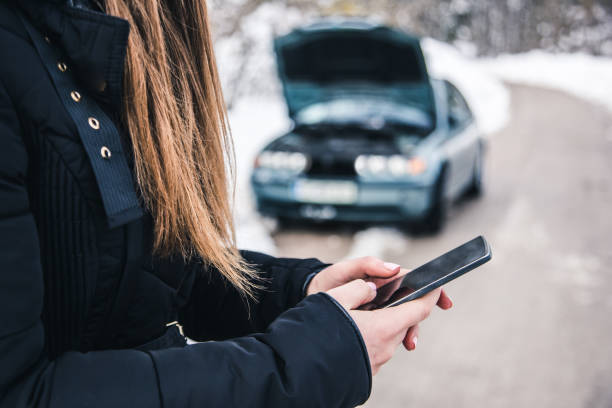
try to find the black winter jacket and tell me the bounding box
[0,1,371,406]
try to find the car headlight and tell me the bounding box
[388,155,408,176]
[354,155,427,177]
[256,151,309,174]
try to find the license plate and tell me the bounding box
[294,179,358,204]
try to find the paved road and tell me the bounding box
[272,85,612,408]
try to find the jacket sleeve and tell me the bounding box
[0,82,371,407]
[178,250,330,341]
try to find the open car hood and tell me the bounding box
[274,20,435,123]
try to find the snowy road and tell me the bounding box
[272,85,612,408]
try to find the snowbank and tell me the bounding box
[479,50,612,113]
[229,96,289,254]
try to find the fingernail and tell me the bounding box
[445,295,453,307]
[367,282,377,292]
[383,262,400,271]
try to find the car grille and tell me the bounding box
[307,156,356,176]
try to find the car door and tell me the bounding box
[441,81,479,198]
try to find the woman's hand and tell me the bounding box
[327,279,453,376]
[306,256,402,296]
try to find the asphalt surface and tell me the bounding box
[272,85,612,408]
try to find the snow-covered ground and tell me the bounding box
[226,35,612,256]
[479,50,612,113]
[230,97,288,254]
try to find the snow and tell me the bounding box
[230,96,289,254]
[342,228,409,260]
[478,50,612,113]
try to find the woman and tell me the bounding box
[0,0,452,407]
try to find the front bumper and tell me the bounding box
[252,177,435,223]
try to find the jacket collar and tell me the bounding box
[19,0,130,108]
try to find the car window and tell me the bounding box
[445,81,472,129]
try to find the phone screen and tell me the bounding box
[360,236,491,309]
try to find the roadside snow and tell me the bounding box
[422,38,511,135]
[342,228,409,261]
[230,96,289,254]
[478,50,612,113]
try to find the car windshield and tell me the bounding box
[294,98,433,130]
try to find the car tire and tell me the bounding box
[421,167,448,234]
[466,146,484,198]
[276,216,293,229]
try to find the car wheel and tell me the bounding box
[466,146,484,198]
[276,216,293,229]
[422,167,448,233]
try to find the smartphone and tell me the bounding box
[359,236,492,310]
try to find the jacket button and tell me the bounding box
[100,146,112,160]
[70,91,81,102]
[88,117,100,130]
[44,36,51,44]
[57,61,67,72]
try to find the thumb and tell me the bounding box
[327,279,377,310]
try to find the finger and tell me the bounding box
[437,289,453,310]
[343,257,401,281]
[387,288,442,331]
[403,324,419,351]
[368,268,410,289]
[327,279,377,310]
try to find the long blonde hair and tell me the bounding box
[104,0,258,297]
